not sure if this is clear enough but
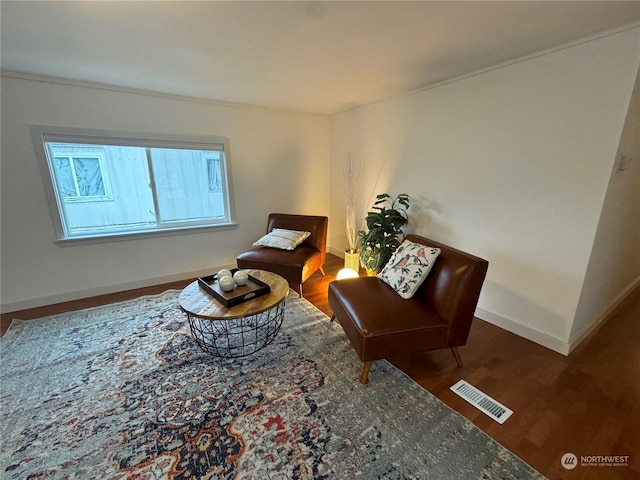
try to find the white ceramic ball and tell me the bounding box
[233,270,249,286]
[217,269,232,279]
[218,275,235,292]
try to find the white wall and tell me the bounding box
[1,75,331,311]
[330,27,640,354]
[570,67,640,349]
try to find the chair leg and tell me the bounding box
[360,361,372,385]
[319,266,326,276]
[298,284,303,298]
[451,347,464,368]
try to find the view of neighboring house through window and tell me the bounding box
[207,155,222,192]
[31,127,234,241]
[53,152,108,199]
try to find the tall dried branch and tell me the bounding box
[344,153,361,252]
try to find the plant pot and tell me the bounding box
[344,251,360,272]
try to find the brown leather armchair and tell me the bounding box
[328,234,488,384]
[237,213,328,297]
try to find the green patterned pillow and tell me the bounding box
[378,240,441,299]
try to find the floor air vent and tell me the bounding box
[450,380,513,424]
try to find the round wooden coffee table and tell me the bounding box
[178,270,289,357]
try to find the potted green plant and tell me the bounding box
[358,192,411,275]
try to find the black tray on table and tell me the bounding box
[197,269,271,308]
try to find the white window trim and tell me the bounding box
[30,125,237,245]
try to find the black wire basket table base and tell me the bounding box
[178,270,290,358]
[186,301,285,357]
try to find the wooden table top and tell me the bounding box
[178,269,289,320]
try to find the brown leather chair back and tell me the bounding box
[406,234,489,347]
[267,213,328,261]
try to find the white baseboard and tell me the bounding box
[1,263,237,314]
[474,307,571,355]
[476,275,640,356]
[567,275,640,354]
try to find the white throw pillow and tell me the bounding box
[253,228,311,250]
[377,240,441,299]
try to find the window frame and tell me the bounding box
[31,125,237,245]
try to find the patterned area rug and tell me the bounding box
[1,290,545,479]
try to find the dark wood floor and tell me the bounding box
[2,253,638,480]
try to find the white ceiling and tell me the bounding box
[1,1,639,115]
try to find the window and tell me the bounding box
[31,126,235,242]
[50,145,111,201]
[206,154,222,192]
